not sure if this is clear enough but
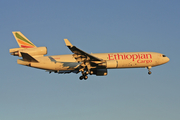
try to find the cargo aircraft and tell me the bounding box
[10,31,170,80]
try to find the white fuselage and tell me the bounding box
[17,52,170,71]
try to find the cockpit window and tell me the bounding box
[162,55,166,57]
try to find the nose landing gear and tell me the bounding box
[148,71,152,75]
[147,66,152,75]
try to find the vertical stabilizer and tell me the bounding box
[12,31,36,48]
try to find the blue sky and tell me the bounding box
[0,0,180,120]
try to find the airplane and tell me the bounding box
[9,31,170,80]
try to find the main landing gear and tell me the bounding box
[79,75,88,80]
[147,66,152,75]
[79,70,93,80]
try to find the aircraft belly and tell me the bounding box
[55,62,79,71]
[30,62,56,70]
[26,62,77,71]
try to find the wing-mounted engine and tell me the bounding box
[9,47,47,57]
[92,69,108,76]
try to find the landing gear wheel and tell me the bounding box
[85,71,89,75]
[148,71,152,75]
[90,71,93,75]
[79,76,84,80]
[79,75,88,80]
[84,76,88,80]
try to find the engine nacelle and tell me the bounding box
[9,47,47,57]
[98,60,118,68]
[93,69,108,76]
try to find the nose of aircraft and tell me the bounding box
[160,55,170,65]
[164,56,170,64]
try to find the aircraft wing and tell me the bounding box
[64,39,102,62]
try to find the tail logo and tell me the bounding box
[14,32,36,48]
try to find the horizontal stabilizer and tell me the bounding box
[21,52,38,62]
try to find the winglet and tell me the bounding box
[64,39,73,47]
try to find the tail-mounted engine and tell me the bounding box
[9,47,47,57]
